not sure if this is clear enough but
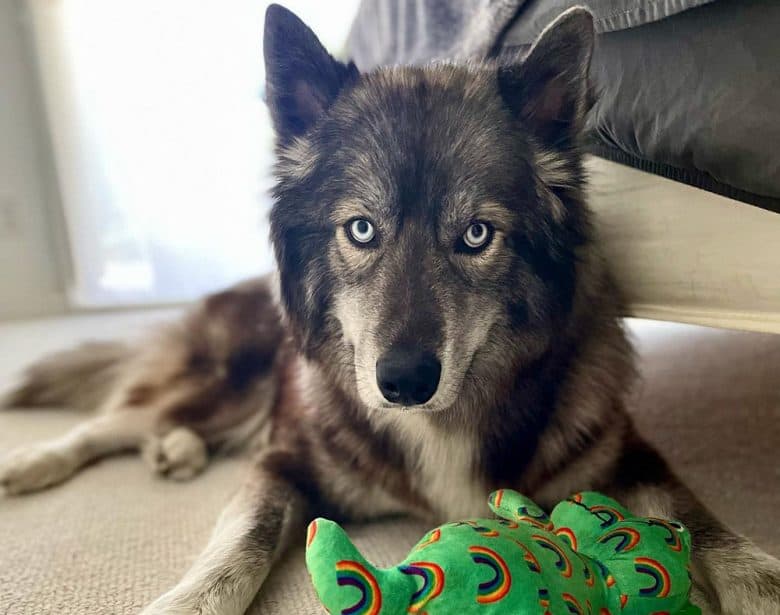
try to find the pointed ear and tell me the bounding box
[497,7,595,147]
[263,4,359,144]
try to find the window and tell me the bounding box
[27,0,360,306]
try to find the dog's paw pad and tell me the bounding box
[0,445,78,495]
[143,428,207,481]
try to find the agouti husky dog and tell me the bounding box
[2,5,778,614]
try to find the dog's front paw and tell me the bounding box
[0,444,79,495]
[139,588,216,615]
[139,597,195,615]
[142,427,207,481]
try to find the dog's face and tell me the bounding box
[265,5,594,412]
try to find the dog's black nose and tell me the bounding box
[376,347,441,405]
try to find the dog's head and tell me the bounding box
[265,4,595,412]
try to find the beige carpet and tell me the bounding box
[0,317,778,614]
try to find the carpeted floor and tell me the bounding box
[0,316,778,614]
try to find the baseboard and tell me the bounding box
[0,289,66,322]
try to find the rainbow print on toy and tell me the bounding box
[305,490,701,614]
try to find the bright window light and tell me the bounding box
[27,0,361,306]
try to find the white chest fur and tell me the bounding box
[384,413,489,522]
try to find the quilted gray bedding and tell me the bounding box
[348,0,780,213]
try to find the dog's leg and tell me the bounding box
[696,534,780,615]
[0,409,156,495]
[613,439,780,615]
[140,461,307,615]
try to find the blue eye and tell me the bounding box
[347,218,376,244]
[462,222,492,250]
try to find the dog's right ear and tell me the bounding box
[264,4,359,145]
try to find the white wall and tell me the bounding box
[0,0,66,320]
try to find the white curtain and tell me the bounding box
[26,0,360,306]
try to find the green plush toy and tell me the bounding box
[305,490,701,614]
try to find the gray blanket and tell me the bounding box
[347,0,524,67]
[347,0,715,68]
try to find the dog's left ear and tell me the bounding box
[264,4,359,145]
[498,7,594,148]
